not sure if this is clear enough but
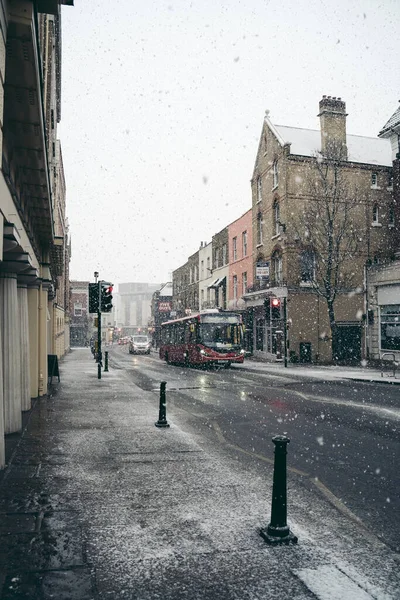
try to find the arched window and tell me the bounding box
[257,176,262,203]
[257,211,263,246]
[273,199,280,236]
[300,249,316,283]
[372,203,379,224]
[272,250,282,285]
[272,161,279,189]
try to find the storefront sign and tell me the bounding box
[158,301,172,312]
[256,261,270,280]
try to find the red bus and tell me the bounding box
[159,310,245,368]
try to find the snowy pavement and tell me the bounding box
[0,349,399,599]
[237,357,400,385]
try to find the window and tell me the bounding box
[74,302,82,316]
[257,212,263,245]
[222,243,227,265]
[272,251,282,284]
[257,176,262,203]
[201,260,204,279]
[207,256,211,274]
[300,249,315,282]
[215,248,220,269]
[380,304,400,351]
[372,203,379,224]
[242,231,247,256]
[273,199,280,236]
[371,172,378,187]
[272,161,278,189]
[201,289,204,307]
[388,174,393,188]
[233,275,238,299]
[189,268,193,283]
[242,272,247,295]
[233,237,237,261]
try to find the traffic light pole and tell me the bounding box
[97,280,102,379]
[283,297,288,368]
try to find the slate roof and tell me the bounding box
[378,104,400,138]
[273,124,392,167]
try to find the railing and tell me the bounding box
[245,280,287,294]
[380,353,399,378]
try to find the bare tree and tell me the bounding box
[295,141,362,360]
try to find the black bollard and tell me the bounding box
[155,381,170,428]
[104,351,109,372]
[260,435,298,545]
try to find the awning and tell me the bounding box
[207,276,226,289]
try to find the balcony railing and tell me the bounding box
[245,279,287,294]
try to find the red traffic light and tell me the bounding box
[271,298,281,307]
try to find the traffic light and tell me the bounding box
[270,297,282,320]
[88,283,99,313]
[101,283,113,312]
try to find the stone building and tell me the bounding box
[366,103,400,363]
[117,282,160,335]
[0,0,73,469]
[70,281,90,347]
[208,226,228,309]
[244,96,394,363]
[198,241,214,309]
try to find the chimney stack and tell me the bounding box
[318,96,348,159]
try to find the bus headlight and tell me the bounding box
[199,349,206,355]
[240,349,245,354]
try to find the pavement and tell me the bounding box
[243,356,400,385]
[0,349,399,600]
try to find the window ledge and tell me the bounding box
[387,186,393,191]
[256,243,264,248]
[388,224,395,229]
[271,233,280,240]
[370,185,381,190]
[299,281,314,287]
[371,222,382,227]
[272,184,278,191]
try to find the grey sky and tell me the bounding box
[59,0,400,286]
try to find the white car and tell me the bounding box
[129,335,151,355]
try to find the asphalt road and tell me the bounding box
[108,344,400,553]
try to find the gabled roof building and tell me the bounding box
[244,96,394,364]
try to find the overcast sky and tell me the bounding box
[59,0,400,287]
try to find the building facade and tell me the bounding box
[117,282,160,335]
[70,281,90,347]
[0,0,73,470]
[244,96,394,363]
[365,104,400,363]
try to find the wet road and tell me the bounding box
[109,345,400,553]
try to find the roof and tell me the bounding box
[159,282,172,297]
[378,104,400,138]
[273,124,392,167]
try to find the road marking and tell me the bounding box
[294,565,376,600]
[292,390,400,421]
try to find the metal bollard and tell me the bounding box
[260,435,298,545]
[97,362,101,380]
[104,351,109,372]
[155,381,170,428]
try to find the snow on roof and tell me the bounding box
[159,282,172,296]
[274,125,392,166]
[378,104,400,138]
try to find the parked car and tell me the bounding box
[129,335,151,355]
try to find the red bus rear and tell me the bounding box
[159,310,245,368]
